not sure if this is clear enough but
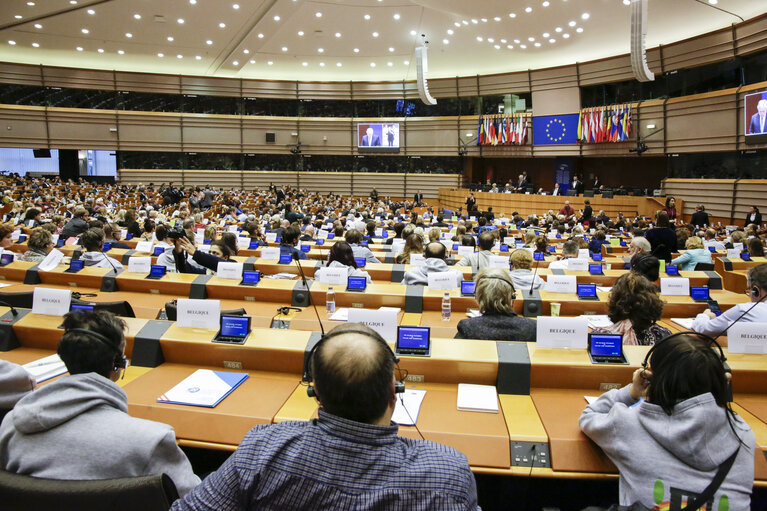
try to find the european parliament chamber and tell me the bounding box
[1,1,767,510]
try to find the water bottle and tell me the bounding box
[326,286,336,314]
[441,292,451,321]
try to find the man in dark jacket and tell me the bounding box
[645,210,678,262]
[690,205,710,228]
[60,207,89,240]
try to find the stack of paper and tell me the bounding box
[329,308,350,321]
[584,315,613,329]
[671,318,694,329]
[157,369,248,408]
[23,354,67,383]
[596,286,613,293]
[264,273,297,280]
[391,388,427,426]
[465,309,482,318]
[456,383,499,413]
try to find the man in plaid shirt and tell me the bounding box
[172,324,479,510]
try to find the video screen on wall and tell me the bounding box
[745,90,767,144]
[357,123,400,152]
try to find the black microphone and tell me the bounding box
[711,292,767,340]
[0,300,19,317]
[529,257,540,297]
[292,251,325,335]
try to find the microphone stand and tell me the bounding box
[293,252,325,335]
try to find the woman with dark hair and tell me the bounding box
[580,333,755,509]
[592,272,670,345]
[662,196,677,221]
[747,237,765,257]
[315,241,371,284]
[123,209,142,239]
[395,234,424,265]
[220,231,239,256]
[22,208,41,228]
[644,210,677,262]
[745,206,762,227]
[140,219,155,241]
[629,253,660,282]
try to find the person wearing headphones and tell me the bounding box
[455,268,537,341]
[692,264,767,337]
[0,360,35,421]
[172,323,478,511]
[580,333,755,509]
[0,310,200,496]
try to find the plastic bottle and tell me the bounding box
[326,287,336,314]
[442,292,451,321]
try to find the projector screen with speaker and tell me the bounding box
[357,123,400,152]
[745,90,767,144]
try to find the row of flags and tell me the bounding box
[477,114,529,146]
[577,104,632,144]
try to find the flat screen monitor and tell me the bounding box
[354,257,366,268]
[357,123,400,152]
[745,90,767,144]
[347,276,367,291]
[0,253,14,266]
[691,286,710,301]
[461,280,475,296]
[241,271,260,285]
[577,283,598,299]
[395,326,431,356]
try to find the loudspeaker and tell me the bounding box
[583,190,594,198]
[602,191,614,199]
[265,132,276,143]
[566,190,577,197]
[415,46,437,106]
[33,149,51,158]
[631,0,655,82]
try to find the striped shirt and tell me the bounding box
[171,409,479,511]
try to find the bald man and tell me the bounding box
[749,99,767,134]
[172,324,479,511]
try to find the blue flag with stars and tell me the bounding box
[532,114,580,145]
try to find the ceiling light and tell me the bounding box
[318,48,324,53]
[576,27,583,33]
[242,49,249,54]
[26,1,35,5]
[335,32,341,37]
[125,33,133,38]
[393,13,400,20]
[443,39,449,44]
[319,62,325,67]
[581,13,590,20]
[387,61,393,66]
[528,37,535,41]
[623,0,630,4]
[353,48,359,53]
[302,62,308,66]
[481,18,488,22]
[520,44,527,49]
[233,3,240,9]
[471,19,478,24]
[87,9,95,15]
[494,45,500,49]
[250,59,256,64]
[509,13,516,18]
[233,60,238,65]
[364,14,370,20]
[189,0,197,4]
[507,45,513,49]
[118,50,124,54]
[34,23,42,28]
[410,30,416,35]
[178,54,184,59]
[70,0,77,4]
[488,38,494,43]
[336,62,342,67]
[372,32,379,37]
[549,38,556,43]
[513,39,520,43]
[178,18,185,24]
[500,39,507,43]
[133,13,141,19]
[298,31,304,36]
[32,42,40,47]
[273,15,280,21]
[206,39,213,45]
[97,48,104,52]
[494,17,501,21]
[525,7,532,13]
[219,22,225,28]
[195,55,202,60]
[647,124,656,129]
[563,33,570,38]
[281,46,288,51]
[268,61,274,65]
[81,28,89,34]
[543,32,549,37]
[76,46,83,51]
[542,0,550,5]
[167,36,174,42]
[476,36,483,42]
[462,20,469,25]
[370,62,376,67]
[315,12,322,17]
[14,15,22,19]
[447,29,454,34]
[534,42,541,47]
[709,0,718,3]
[568,20,576,27]
[555,27,562,32]
[404,60,409,65]
[157,52,164,57]
[388,46,394,52]
[258,33,264,38]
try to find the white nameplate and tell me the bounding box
[32,288,71,316]
[51,234,59,245]
[457,246,475,258]
[317,267,347,285]
[409,254,426,267]
[120,229,128,239]
[134,241,153,253]
[504,237,516,245]
[578,249,590,260]
[265,232,277,243]
[660,277,690,296]
[489,255,509,269]
[127,256,151,274]
[237,236,250,249]
[546,275,577,293]
[216,262,244,280]
[194,233,204,244]
[37,248,64,272]
[427,271,459,290]
[726,249,740,259]
[227,225,239,233]
[348,308,398,341]
[196,228,205,235]
[728,323,767,354]
[536,316,588,349]
[734,243,744,252]
[567,258,589,271]
[176,298,220,330]
[439,240,452,251]
[260,247,280,260]
[317,229,329,239]
[11,229,20,241]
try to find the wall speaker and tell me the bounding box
[265,132,276,143]
[630,0,655,82]
[415,46,437,106]
[33,149,51,158]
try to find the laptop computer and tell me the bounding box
[213,315,252,345]
[145,265,166,280]
[395,326,431,357]
[577,284,599,301]
[588,333,628,364]
[241,271,260,286]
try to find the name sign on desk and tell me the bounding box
[134,241,153,253]
[567,258,589,271]
[348,308,397,341]
[32,288,71,316]
[128,256,152,274]
[578,249,590,260]
[260,247,280,260]
[727,323,767,354]
[177,298,220,329]
[726,248,740,259]
[265,233,277,243]
[427,271,459,290]
[317,229,329,239]
[733,242,744,252]
[457,246,475,258]
[317,267,347,285]
[194,233,204,245]
[536,316,588,349]
[489,255,509,269]
[217,262,244,280]
[227,225,239,233]
[546,275,577,294]
[409,254,426,267]
[237,236,250,249]
[37,248,64,272]
[660,277,690,296]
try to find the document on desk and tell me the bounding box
[157,369,249,408]
[457,384,499,413]
[584,315,613,329]
[392,388,427,426]
[329,307,350,321]
[584,396,599,405]
[23,354,67,383]
[671,318,694,330]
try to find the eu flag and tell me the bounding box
[532,114,580,145]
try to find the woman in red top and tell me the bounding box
[662,196,677,221]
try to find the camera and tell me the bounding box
[168,226,188,240]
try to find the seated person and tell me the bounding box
[384,222,405,246]
[103,223,131,249]
[627,236,651,257]
[670,236,712,271]
[140,219,156,241]
[0,310,200,496]
[587,230,608,256]
[172,323,479,510]
[299,225,315,242]
[402,242,462,286]
[315,241,372,284]
[645,210,677,262]
[509,249,544,291]
[78,228,124,270]
[279,225,308,261]
[580,333,755,509]
[20,228,52,263]
[747,237,764,257]
[455,268,536,342]
[395,234,423,265]
[174,237,230,274]
[592,273,670,345]
[0,360,35,421]
[455,231,494,272]
[629,253,660,282]
[693,264,767,336]
[547,240,579,270]
[344,229,380,265]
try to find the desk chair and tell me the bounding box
[71,298,136,318]
[0,291,33,309]
[0,471,178,511]
[694,262,715,271]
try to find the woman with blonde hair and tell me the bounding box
[428,228,441,243]
[670,236,712,271]
[396,234,423,264]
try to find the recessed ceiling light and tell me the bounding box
[243,49,250,54]
[125,33,133,38]
[268,61,274,65]
[133,13,141,20]
[520,44,527,49]
[370,62,376,67]
[542,32,549,37]
[476,36,483,42]
[233,3,240,9]
[494,16,501,21]
[576,27,583,33]
[315,12,322,17]
[555,27,562,32]
[157,52,164,57]
[178,54,184,59]
[542,1,550,6]
[388,47,394,52]
[462,20,468,25]
[336,62,342,67]
[501,38,507,43]
[447,29,454,35]
[281,46,288,51]
[528,37,535,41]
[81,28,89,34]
[249,59,255,64]
[481,18,488,22]
[364,14,370,20]
[318,48,324,53]
[34,23,42,28]
[32,42,40,47]
[568,20,576,27]
[525,7,532,13]
[442,38,450,44]
[302,62,308,66]
[87,9,95,15]
[353,47,359,53]
[387,61,393,66]
[273,15,280,21]
[76,46,83,51]
[509,13,516,18]
[178,18,185,24]
[97,48,104,52]
[319,62,325,67]
[454,22,460,27]
[189,0,196,4]
[206,39,213,45]
[26,1,35,5]
[167,36,174,42]
[218,22,225,28]
[298,31,304,36]
[372,32,379,37]
[393,13,400,20]
[513,39,520,43]
[233,60,239,65]
[534,42,541,47]
[404,60,409,65]
[14,15,22,19]
[562,33,570,38]
[581,13,590,20]
[471,19,478,24]
[195,55,202,60]
[623,0,630,4]
[494,44,500,49]
[118,50,124,54]
[410,30,416,35]
[335,32,341,37]
[549,38,556,43]
[507,45,513,49]
[70,0,77,4]
[258,33,264,38]
[708,0,718,4]
[488,38,494,43]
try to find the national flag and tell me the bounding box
[623,104,631,141]
[521,115,529,145]
[477,116,483,145]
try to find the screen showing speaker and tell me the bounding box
[745,90,767,144]
[357,123,400,152]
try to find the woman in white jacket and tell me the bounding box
[316,241,372,284]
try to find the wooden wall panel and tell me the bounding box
[298,172,352,196]
[532,86,580,116]
[428,77,459,98]
[114,72,180,94]
[297,82,353,101]
[241,116,298,153]
[181,76,241,97]
[404,117,459,156]
[182,114,241,153]
[662,29,734,71]
[0,62,43,86]
[662,178,736,221]
[405,174,461,199]
[530,66,580,94]
[665,91,737,153]
[116,111,182,151]
[636,100,666,155]
[47,108,117,150]
[299,117,352,155]
[117,169,184,186]
[43,66,115,90]
[478,72,531,96]
[241,79,297,99]
[350,172,404,197]
[242,171,298,189]
[734,180,767,223]
[0,105,48,147]
[577,49,662,87]
[351,81,405,100]
[736,15,767,56]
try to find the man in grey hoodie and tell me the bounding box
[402,242,463,286]
[0,360,35,418]
[0,310,200,496]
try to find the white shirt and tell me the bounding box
[692,301,767,338]
[546,257,573,270]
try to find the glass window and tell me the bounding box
[182,95,241,115]
[300,99,353,117]
[116,91,182,112]
[0,84,48,106]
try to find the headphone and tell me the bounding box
[302,328,406,398]
[752,286,761,299]
[65,327,128,372]
[477,275,517,300]
[277,306,302,316]
[641,330,726,371]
